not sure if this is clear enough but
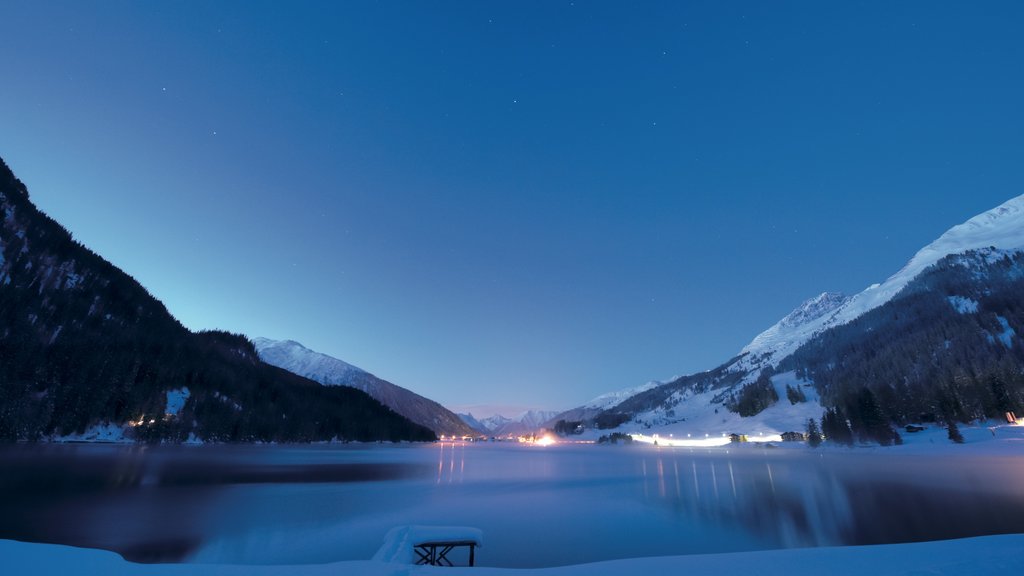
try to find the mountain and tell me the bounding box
[551,382,661,425]
[735,198,1024,377]
[0,156,435,443]
[252,337,477,437]
[561,196,1024,442]
[457,410,559,437]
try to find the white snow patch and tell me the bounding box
[947,295,979,314]
[63,270,84,290]
[213,391,243,411]
[995,316,1016,348]
[373,526,483,564]
[51,423,129,443]
[165,387,190,416]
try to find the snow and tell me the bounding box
[737,194,1024,373]
[213,391,243,411]
[601,371,825,441]
[372,526,483,564]
[252,337,366,387]
[518,410,558,429]
[62,268,84,290]
[461,410,559,435]
[947,295,979,314]
[630,419,1024,455]
[165,387,190,416]
[3,534,1022,576]
[50,422,129,443]
[859,420,1024,455]
[581,381,661,410]
[994,316,1016,348]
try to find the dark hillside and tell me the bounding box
[0,156,434,442]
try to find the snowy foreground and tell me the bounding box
[4,534,1023,576]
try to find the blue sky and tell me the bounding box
[2,1,1022,415]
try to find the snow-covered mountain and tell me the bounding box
[735,196,1024,376]
[457,410,559,437]
[561,195,1024,438]
[253,338,366,385]
[252,338,477,437]
[548,382,662,424]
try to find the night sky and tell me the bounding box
[2,1,1022,415]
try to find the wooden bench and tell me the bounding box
[374,525,484,567]
[414,539,477,567]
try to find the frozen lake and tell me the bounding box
[2,442,1024,568]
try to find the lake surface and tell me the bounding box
[2,442,1023,567]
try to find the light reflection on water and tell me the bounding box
[1,442,1023,568]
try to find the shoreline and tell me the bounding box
[4,533,1023,575]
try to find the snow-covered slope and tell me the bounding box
[737,195,1024,372]
[620,371,823,439]
[583,382,661,410]
[253,338,476,437]
[252,338,365,385]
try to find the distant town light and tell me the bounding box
[630,434,730,448]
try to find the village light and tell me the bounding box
[629,434,730,448]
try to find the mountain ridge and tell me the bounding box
[457,409,559,437]
[557,194,1024,441]
[0,156,435,443]
[252,337,477,437]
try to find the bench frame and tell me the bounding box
[414,540,477,567]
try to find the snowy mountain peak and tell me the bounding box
[517,409,560,429]
[738,194,1024,371]
[738,292,851,365]
[252,337,366,385]
[886,195,1024,295]
[582,381,661,410]
[457,410,559,436]
[777,292,850,329]
[252,336,476,437]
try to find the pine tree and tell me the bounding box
[854,388,895,446]
[786,384,807,405]
[947,420,964,444]
[821,407,854,446]
[806,418,822,448]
